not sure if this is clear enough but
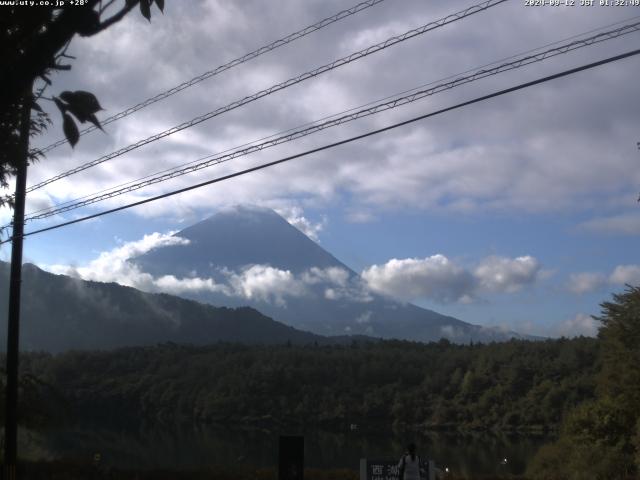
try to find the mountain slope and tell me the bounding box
[135,206,352,278]
[133,206,526,342]
[0,262,340,352]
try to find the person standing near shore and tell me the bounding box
[397,443,425,480]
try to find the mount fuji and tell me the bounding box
[133,206,527,343]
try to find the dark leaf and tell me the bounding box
[32,101,43,113]
[59,90,103,123]
[53,97,67,114]
[155,0,164,13]
[58,91,73,103]
[140,0,151,21]
[62,113,79,147]
[87,113,104,131]
[65,105,89,123]
[60,90,103,114]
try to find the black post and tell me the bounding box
[278,435,304,480]
[3,84,32,479]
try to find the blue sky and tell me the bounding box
[1,0,639,337]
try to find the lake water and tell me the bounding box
[25,426,552,477]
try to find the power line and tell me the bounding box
[22,19,640,222]
[37,0,388,154]
[23,14,640,219]
[25,0,507,194]
[4,47,639,245]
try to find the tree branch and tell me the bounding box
[100,0,117,15]
[53,39,72,61]
[96,1,138,32]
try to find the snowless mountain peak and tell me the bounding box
[133,205,532,343]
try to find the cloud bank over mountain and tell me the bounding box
[38,207,613,339]
[361,254,541,304]
[47,230,545,309]
[46,234,369,308]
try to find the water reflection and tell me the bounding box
[27,426,552,476]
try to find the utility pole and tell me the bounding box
[3,83,32,480]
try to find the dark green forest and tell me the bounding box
[2,286,638,479]
[527,286,640,479]
[11,337,598,433]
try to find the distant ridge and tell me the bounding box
[0,262,363,352]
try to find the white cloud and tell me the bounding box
[324,288,339,300]
[275,206,326,242]
[225,264,305,307]
[567,272,607,294]
[609,264,640,286]
[323,285,372,303]
[579,212,640,235]
[0,189,59,239]
[440,325,467,339]
[567,264,640,294]
[154,275,230,296]
[42,233,372,307]
[223,264,369,305]
[44,232,231,296]
[362,254,542,304]
[19,1,639,222]
[361,255,476,304]
[355,311,372,324]
[474,256,541,293]
[46,232,190,287]
[556,313,599,338]
[302,266,349,287]
[339,21,408,53]
[301,266,372,303]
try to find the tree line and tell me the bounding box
[528,286,640,479]
[8,336,598,434]
[2,286,638,478]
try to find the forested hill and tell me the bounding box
[0,262,343,351]
[18,337,598,432]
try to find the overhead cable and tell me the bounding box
[24,14,640,219]
[4,47,638,244]
[22,20,640,222]
[37,0,388,154]
[25,0,507,193]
